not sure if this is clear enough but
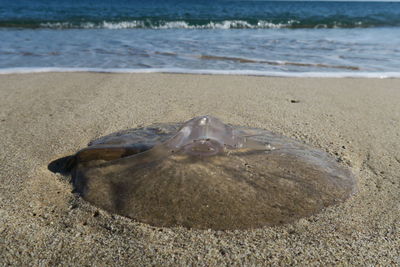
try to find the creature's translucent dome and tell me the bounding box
[57,116,356,230]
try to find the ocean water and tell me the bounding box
[1,0,400,77]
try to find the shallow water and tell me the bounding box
[1,0,400,76]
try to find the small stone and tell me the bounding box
[219,248,227,256]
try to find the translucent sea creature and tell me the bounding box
[50,116,356,230]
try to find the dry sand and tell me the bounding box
[0,73,399,266]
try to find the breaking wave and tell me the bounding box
[0,18,397,30]
[39,20,300,29]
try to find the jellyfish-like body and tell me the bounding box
[62,116,355,230]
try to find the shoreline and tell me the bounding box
[1,73,399,265]
[1,67,400,78]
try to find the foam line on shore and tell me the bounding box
[1,67,400,78]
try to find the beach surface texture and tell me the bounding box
[0,73,399,265]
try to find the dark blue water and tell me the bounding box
[1,1,400,76]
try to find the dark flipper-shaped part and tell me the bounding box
[65,116,356,230]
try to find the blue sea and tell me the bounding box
[1,0,400,77]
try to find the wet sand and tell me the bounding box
[0,73,399,265]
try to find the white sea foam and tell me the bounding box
[1,67,399,78]
[100,21,145,29]
[39,20,299,29]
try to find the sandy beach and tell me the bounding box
[0,73,399,265]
